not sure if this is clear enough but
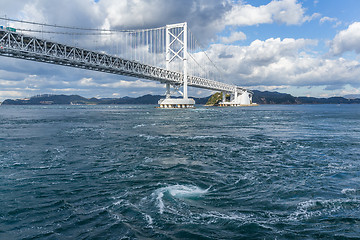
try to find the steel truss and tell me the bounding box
[0,29,248,94]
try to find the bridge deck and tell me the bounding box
[0,29,247,93]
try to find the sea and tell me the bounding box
[0,104,359,240]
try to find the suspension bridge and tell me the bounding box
[0,18,254,108]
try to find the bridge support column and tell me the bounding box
[166,83,171,99]
[234,89,238,103]
[183,22,188,100]
[220,91,227,106]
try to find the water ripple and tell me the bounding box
[1,104,360,239]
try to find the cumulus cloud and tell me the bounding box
[330,22,360,55]
[320,16,337,24]
[1,0,318,44]
[19,0,101,28]
[79,78,98,87]
[220,31,246,44]
[97,0,232,42]
[0,0,357,100]
[225,0,319,26]
[0,0,320,50]
[100,80,161,88]
[206,37,360,89]
[213,37,318,73]
[0,90,24,100]
[319,16,341,27]
[77,77,161,88]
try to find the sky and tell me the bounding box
[1,0,360,101]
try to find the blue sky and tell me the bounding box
[240,0,358,43]
[1,0,360,100]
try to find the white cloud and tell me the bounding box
[79,78,98,87]
[77,77,161,89]
[19,0,101,28]
[0,91,24,99]
[97,0,231,42]
[0,80,19,86]
[320,16,337,24]
[214,37,318,72]
[3,0,317,44]
[207,37,360,89]
[248,85,290,91]
[51,88,88,92]
[100,79,161,88]
[330,22,360,55]
[225,0,318,26]
[221,31,246,44]
[320,16,341,27]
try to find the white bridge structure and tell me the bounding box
[0,19,254,108]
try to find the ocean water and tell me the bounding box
[0,104,360,239]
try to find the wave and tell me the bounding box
[289,198,360,221]
[152,184,209,214]
[341,188,358,195]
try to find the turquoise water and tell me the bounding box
[1,104,360,239]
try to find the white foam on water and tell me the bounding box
[234,173,255,184]
[167,185,209,198]
[144,214,153,226]
[201,211,251,224]
[133,124,146,129]
[289,198,360,221]
[139,134,170,141]
[341,188,356,194]
[155,157,205,167]
[144,157,153,163]
[153,184,209,214]
[289,199,332,221]
[109,211,122,221]
[189,135,217,140]
[38,165,51,169]
[113,200,123,206]
[156,191,165,214]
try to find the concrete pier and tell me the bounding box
[158,98,195,108]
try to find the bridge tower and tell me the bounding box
[158,22,195,108]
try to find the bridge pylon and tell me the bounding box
[158,22,195,108]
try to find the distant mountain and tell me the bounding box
[96,94,210,105]
[1,94,93,105]
[344,94,360,99]
[2,91,360,105]
[252,90,297,104]
[294,96,360,104]
[252,90,360,104]
[1,94,210,105]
